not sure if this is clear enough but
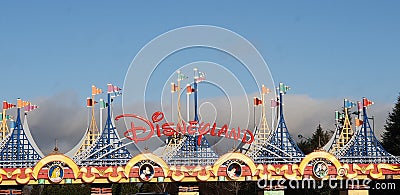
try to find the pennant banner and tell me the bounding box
[111,91,122,98]
[254,97,262,106]
[0,114,12,120]
[171,83,178,93]
[177,71,188,81]
[17,98,30,108]
[344,99,356,108]
[2,101,16,110]
[99,99,108,109]
[270,99,279,108]
[92,85,103,96]
[279,82,290,94]
[195,71,206,83]
[186,85,195,94]
[86,98,98,107]
[262,85,271,95]
[335,111,339,121]
[363,97,374,107]
[355,118,363,127]
[107,83,122,94]
[24,104,38,112]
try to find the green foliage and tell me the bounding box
[297,124,332,154]
[113,183,139,195]
[28,183,139,195]
[30,184,91,195]
[382,94,400,156]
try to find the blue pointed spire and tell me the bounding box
[83,92,132,166]
[338,98,399,163]
[253,84,304,164]
[165,68,218,166]
[0,107,43,168]
[166,134,219,166]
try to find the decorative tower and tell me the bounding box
[252,83,304,164]
[1,101,16,140]
[74,85,102,156]
[248,85,271,156]
[260,85,271,137]
[163,71,188,157]
[325,99,355,153]
[164,68,219,166]
[336,97,399,163]
[78,84,132,166]
[0,98,43,168]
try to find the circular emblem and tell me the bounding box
[313,161,328,179]
[48,164,64,183]
[226,162,242,180]
[337,167,347,177]
[139,163,155,181]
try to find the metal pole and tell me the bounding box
[187,90,190,122]
[253,105,256,130]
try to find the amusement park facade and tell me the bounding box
[0,71,399,187]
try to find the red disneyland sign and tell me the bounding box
[115,111,254,146]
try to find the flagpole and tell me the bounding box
[171,83,175,122]
[187,86,190,122]
[1,108,8,140]
[100,106,102,134]
[99,99,103,134]
[177,71,182,125]
[253,102,256,130]
[193,68,199,122]
[171,90,174,122]
[271,99,274,131]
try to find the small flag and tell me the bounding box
[357,101,362,112]
[270,99,279,107]
[279,82,290,94]
[344,99,356,108]
[110,91,122,98]
[2,101,16,110]
[254,97,263,106]
[335,111,339,121]
[24,104,38,112]
[195,71,206,83]
[262,85,271,95]
[17,98,30,108]
[355,118,363,127]
[186,84,195,94]
[171,83,178,93]
[177,71,188,81]
[99,99,108,109]
[363,97,374,107]
[107,83,122,94]
[86,98,98,107]
[0,114,12,120]
[92,85,103,96]
[339,113,345,120]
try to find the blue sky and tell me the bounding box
[1,1,400,153]
[1,1,399,103]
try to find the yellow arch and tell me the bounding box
[298,151,341,175]
[32,154,80,179]
[124,153,169,178]
[212,152,257,176]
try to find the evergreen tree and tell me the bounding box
[382,94,400,155]
[298,124,331,154]
[310,124,331,150]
